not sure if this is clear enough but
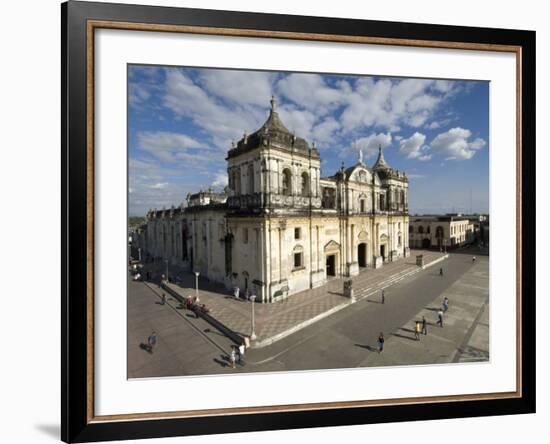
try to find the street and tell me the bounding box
[128,253,489,377]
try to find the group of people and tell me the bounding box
[376,289,451,352]
[229,344,247,368]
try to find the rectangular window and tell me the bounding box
[294,227,301,239]
[360,199,365,213]
[243,228,248,244]
[294,252,302,268]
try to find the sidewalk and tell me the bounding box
[164,250,448,348]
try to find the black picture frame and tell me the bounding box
[61,1,536,442]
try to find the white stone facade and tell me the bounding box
[135,98,410,302]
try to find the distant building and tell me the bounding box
[134,97,410,302]
[186,189,227,207]
[409,215,475,250]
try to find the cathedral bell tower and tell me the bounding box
[226,96,322,213]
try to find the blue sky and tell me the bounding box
[128,65,489,216]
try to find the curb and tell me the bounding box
[250,253,449,348]
[250,301,350,349]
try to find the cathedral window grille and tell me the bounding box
[282,168,292,196]
[234,169,241,195]
[248,164,254,194]
[301,172,309,196]
[379,194,386,211]
[294,252,303,268]
[294,227,301,240]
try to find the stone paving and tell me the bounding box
[162,250,447,347]
[359,255,489,367]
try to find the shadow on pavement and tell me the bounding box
[354,343,378,352]
[392,333,417,342]
[139,343,153,353]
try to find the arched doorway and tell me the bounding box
[324,240,340,277]
[358,243,367,267]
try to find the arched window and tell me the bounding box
[282,168,292,196]
[301,172,309,196]
[248,164,254,194]
[360,199,366,213]
[401,189,405,205]
[418,226,424,234]
[427,226,431,234]
[436,226,444,238]
[409,225,413,233]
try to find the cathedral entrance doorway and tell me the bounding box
[380,244,386,262]
[326,254,336,277]
[358,243,367,268]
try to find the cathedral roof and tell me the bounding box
[226,96,319,159]
[372,145,390,170]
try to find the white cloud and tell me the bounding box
[342,132,392,160]
[277,73,346,114]
[151,182,168,189]
[399,132,428,159]
[163,69,265,150]
[340,77,456,132]
[430,127,486,160]
[136,131,210,166]
[199,69,274,107]
[211,171,228,189]
[277,105,316,140]
[311,117,341,145]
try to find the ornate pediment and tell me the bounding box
[324,240,341,253]
[358,231,369,241]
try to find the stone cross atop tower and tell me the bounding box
[270,95,277,112]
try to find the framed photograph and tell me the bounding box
[62,0,535,442]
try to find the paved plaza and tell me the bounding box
[128,251,489,378]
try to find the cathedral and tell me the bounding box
[136,97,410,303]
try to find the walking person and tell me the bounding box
[230,347,237,368]
[422,316,427,335]
[442,297,449,312]
[147,331,157,352]
[472,256,476,263]
[414,321,421,340]
[233,286,240,300]
[377,332,385,353]
[436,309,444,327]
[439,267,443,276]
[238,343,245,365]
[160,293,166,305]
[381,289,385,304]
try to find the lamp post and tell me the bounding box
[138,247,142,262]
[165,259,169,283]
[194,271,200,298]
[249,295,257,341]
